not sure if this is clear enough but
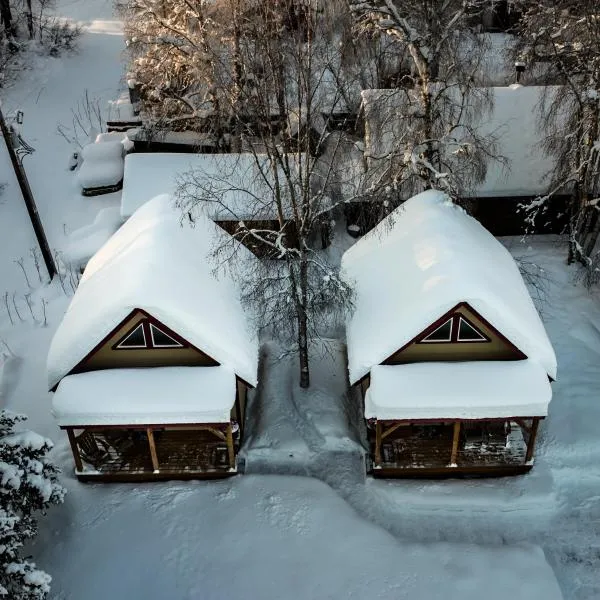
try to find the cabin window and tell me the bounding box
[420,318,453,343]
[418,314,490,344]
[457,317,487,342]
[150,323,183,348]
[115,323,147,349]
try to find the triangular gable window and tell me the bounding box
[420,318,453,343]
[115,323,147,349]
[150,323,183,348]
[457,317,487,342]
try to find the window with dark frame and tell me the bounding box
[150,323,183,348]
[420,318,453,343]
[115,323,147,349]
[457,317,488,342]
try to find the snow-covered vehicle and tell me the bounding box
[76,140,125,196]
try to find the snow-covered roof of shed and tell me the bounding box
[121,152,304,220]
[52,367,236,426]
[47,194,259,389]
[474,85,559,197]
[342,190,557,384]
[361,85,558,198]
[366,361,552,421]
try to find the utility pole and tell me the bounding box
[0,105,56,280]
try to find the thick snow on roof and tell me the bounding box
[77,141,124,189]
[361,85,557,198]
[342,190,557,384]
[121,152,302,220]
[474,85,557,197]
[366,361,552,420]
[52,367,236,426]
[47,194,259,389]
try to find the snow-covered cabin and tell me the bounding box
[360,85,568,235]
[342,190,556,477]
[47,194,259,482]
[120,152,312,256]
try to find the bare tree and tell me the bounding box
[120,0,226,135]
[514,1,600,281]
[349,0,500,204]
[176,1,363,388]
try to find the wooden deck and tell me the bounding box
[74,428,237,482]
[371,421,531,477]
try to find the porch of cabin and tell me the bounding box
[364,361,551,477]
[66,423,239,482]
[369,417,541,477]
[51,366,242,482]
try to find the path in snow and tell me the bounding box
[243,340,367,485]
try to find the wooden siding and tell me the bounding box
[384,304,523,365]
[76,310,218,374]
[236,380,247,427]
[373,464,533,478]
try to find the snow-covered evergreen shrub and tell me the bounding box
[0,411,65,599]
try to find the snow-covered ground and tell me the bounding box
[0,1,598,599]
[30,474,564,600]
[0,0,122,298]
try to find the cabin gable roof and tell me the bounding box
[342,190,557,384]
[47,195,259,390]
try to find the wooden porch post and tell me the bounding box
[375,420,382,466]
[66,428,83,472]
[450,421,461,466]
[525,417,540,464]
[147,428,160,472]
[226,423,235,469]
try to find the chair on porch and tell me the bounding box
[75,430,110,468]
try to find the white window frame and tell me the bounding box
[115,323,147,349]
[456,317,488,342]
[149,323,183,348]
[420,318,453,343]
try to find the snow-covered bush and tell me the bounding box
[0,411,65,600]
[39,18,82,56]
